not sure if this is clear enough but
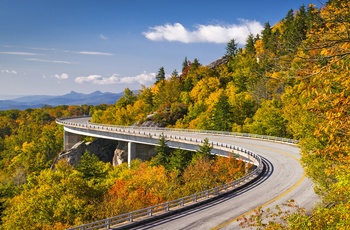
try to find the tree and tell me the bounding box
[76,151,110,181]
[182,56,189,73]
[210,91,232,131]
[151,134,171,169]
[155,66,165,83]
[225,38,238,57]
[115,88,137,109]
[245,34,256,54]
[1,161,104,229]
[194,138,214,161]
[261,22,273,51]
[246,99,288,137]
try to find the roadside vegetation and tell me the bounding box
[0,0,349,228]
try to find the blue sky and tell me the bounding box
[0,0,320,99]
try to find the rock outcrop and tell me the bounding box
[112,141,128,166]
[207,56,228,69]
[52,138,118,168]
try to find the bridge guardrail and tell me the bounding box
[57,117,266,230]
[56,117,298,145]
[65,147,262,230]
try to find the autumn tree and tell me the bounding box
[115,88,137,109]
[1,161,105,229]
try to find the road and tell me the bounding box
[59,117,319,229]
[127,138,318,230]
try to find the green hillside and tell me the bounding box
[0,0,349,229]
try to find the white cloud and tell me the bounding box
[99,34,108,40]
[1,69,17,74]
[143,19,263,45]
[0,52,38,56]
[77,51,113,56]
[26,58,75,65]
[75,72,156,85]
[53,73,69,80]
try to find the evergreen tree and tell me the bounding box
[152,133,171,169]
[171,69,178,78]
[245,34,256,54]
[194,138,215,161]
[76,151,109,180]
[182,57,188,72]
[210,92,232,131]
[261,22,273,50]
[191,58,201,69]
[155,66,165,83]
[225,38,238,57]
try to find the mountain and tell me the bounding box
[0,91,124,110]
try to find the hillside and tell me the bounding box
[91,1,350,228]
[0,0,349,229]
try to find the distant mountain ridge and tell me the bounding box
[0,91,124,110]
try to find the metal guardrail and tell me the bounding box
[65,147,262,230]
[55,117,293,229]
[56,117,298,145]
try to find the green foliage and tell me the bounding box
[76,151,110,181]
[155,66,165,83]
[193,138,214,161]
[151,134,171,169]
[245,99,289,137]
[115,88,137,109]
[1,161,105,229]
[209,92,232,131]
[225,38,238,57]
[1,1,349,227]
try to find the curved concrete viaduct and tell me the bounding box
[57,117,319,230]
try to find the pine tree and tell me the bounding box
[226,38,238,57]
[245,34,256,54]
[156,66,165,83]
[152,133,171,169]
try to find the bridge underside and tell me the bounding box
[63,129,163,166]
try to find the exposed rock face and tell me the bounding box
[207,56,228,69]
[112,141,128,166]
[53,138,157,168]
[86,138,117,163]
[53,138,118,167]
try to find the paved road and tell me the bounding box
[128,138,318,230]
[60,117,319,230]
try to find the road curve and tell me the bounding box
[60,117,319,229]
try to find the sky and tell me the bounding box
[0,0,321,99]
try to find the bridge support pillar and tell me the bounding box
[64,131,82,150]
[128,142,136,166]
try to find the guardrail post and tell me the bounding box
[148,208,152,216]
[165,202,169,211]
[106,219,110,229]
[128,213,133,222]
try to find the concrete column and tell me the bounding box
[64,131,82,150]
[128,141,136,166]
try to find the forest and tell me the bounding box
[0,0,349,229]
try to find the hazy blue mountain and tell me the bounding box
[0,91,124,110]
